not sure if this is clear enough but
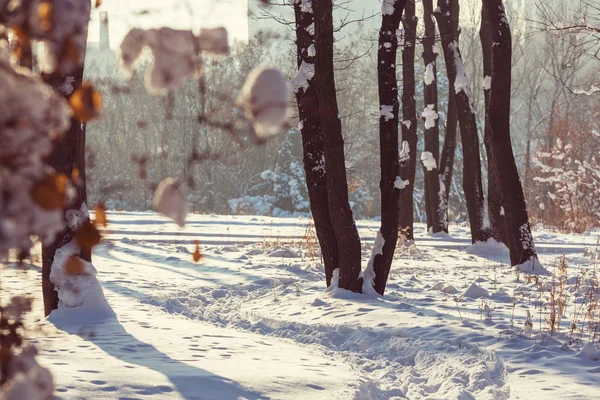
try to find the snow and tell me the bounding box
[381,0,396,15]
[450,41,469,95]
[238,66,289,138]
[424,62,435,85]
[307,43,316,57]
[421,151,437,171]
[483,75,492,90]
[394,176,409,189]
[290,61,315,93]
[3,212,600,399]
[379,104,394,121]
[460,282,490,299]
[422,104,439,129]
[362,230,385,295]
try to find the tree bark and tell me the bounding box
[482,0,539,267]
[434,0,487,243]
[480,5,507,245]
[292,2,339,287]
[313,0,362,292]
[421,0,443,234]
[42,68,89,316]
[439,88,457,227]
[370,0,407,295]
[398,0,418,242]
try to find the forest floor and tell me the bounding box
[3,212,600,399]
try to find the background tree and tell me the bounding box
[435,0,487,243]
[483,0,540,270]
[368,0,407,295]
[313,0,362,292]
[398,0,418,241]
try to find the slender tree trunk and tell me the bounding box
[421,0,443,233]
[439,89,458,226]
[434,0,487,243]
[313,0,362,292]
[483,0,539,268]
[398,0,418,242]
[370,0,407,295]
[438,7,459,229]
[480,5,507,245]
[292,2,339,287]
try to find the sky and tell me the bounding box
[88,0,249,47]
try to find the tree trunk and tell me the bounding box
[439,88,458,228]
[41,17,90,315]
[434,0,487,243]
[421,0,443,234]
[482,0,539,267]
[292,2,339,287]
[370,0,406,295]
[480,5,507,245]
[398,0,418,242]
[313,0,362,292]
[42,69,89,316]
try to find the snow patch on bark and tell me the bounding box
[421,151,437,171]
[424,63,435,85]
[380,105,395,121]
[382,0,396,15]
[290,61,315,93]
[363,230,385,295]
[394,176,410,189]
[483,75,492,90]
[422,104,439,129]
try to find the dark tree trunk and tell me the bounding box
[480,5,507,245]
[434,0,488,243]
[482,1,539,267]
[439,88,458,227]
[292,2,339,287]
[421,0,443,234]
[42,68,89,316]
[398,0,418,242]
[370,0,406,295]
[313,0,362,292]
[438,0,459,222]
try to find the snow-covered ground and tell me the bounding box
[3,212,600,399]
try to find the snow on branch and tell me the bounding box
[120,27,229,95]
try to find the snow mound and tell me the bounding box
[517,257,550,276]
[48,241,114,327]
[578,343,600,361]
[461,282,490,299]
[465,238,509,258]
[269,249,300,258]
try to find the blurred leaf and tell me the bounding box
[95,203,107,227]
[95,0,102,7]
[70,82,103,122]
[37,1,53,32]
[193,240,203,263]
[75,221,102,251]
[30,174,69,210]
[65,256,84,276]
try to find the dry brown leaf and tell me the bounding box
[30,174,69,210]
[193,240,203,262]
[65,256,84,275]
[75,220,102,251]
[95,203,107,227]
[95,0,103,7]
[38,1,53,32]
[70,82,103,122]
